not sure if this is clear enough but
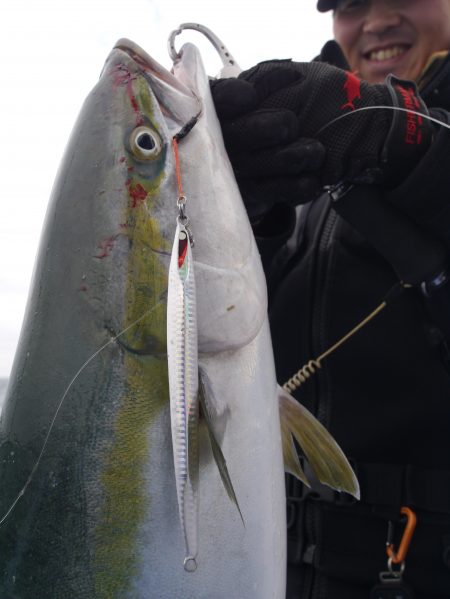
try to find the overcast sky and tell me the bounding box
[0,0,333,378]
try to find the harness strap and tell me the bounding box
[286,466,450,587]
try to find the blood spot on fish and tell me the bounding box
[112,65,144,125]
[112,64,137,87]
[130,95,140,115]
[119,156,127,164]
[94,235,118,259]
[126,180,148,208]
[79,285,89,292]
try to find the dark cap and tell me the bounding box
[317,0,337,11]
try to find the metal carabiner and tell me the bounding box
[386,506,417,565]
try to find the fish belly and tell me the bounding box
[132,320,286,598]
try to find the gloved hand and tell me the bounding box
[211,75,326,221]
[211,54,433,221]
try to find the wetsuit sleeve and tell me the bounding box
[329,103,450,344]
[380,107,450,344]
[385,108,450,248]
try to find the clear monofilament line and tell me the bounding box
[0,306,160,527]
[318,105,450,134]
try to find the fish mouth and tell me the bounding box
[113,38,188,93]
[112,38,201,128]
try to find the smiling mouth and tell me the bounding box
[364,45,410,63]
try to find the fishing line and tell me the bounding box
[1,109,203,538]
[0,114,202,528]
[317,105,450,134]
[0,305,159,527]
[284,104,450,393]
[283,283,410,392]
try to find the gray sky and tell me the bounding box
[0,0,332,377]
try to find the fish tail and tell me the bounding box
[278,385,360,499]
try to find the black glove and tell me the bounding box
[210,41,347,222]
[211,76,326,220]
[211,55,433,220]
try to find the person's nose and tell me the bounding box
[362,2,401,35]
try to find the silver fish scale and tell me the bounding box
[167,222,199,570]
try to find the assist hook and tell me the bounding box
[168,23,242,77]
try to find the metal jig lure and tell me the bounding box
[167,124,200,572]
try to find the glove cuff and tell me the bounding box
[382,75,433,185]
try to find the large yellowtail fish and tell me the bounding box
[0,30,358,599]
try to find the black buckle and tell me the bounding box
[326,181,355,202]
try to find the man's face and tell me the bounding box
[333,0,450,83]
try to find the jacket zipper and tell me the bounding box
[304,199,339,599]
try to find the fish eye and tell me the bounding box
[129,126,162,160]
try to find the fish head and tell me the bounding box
[116,40,268,354]
[33,45,191,359]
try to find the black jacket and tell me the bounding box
[260,52,450,599]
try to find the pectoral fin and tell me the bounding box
[278,385,360,499]
[199,371,244,525]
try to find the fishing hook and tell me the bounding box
[168,23,241,76]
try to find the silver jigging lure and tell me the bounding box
[167,215,199,573]
[166,24,241,572]
[167,134,199,573]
